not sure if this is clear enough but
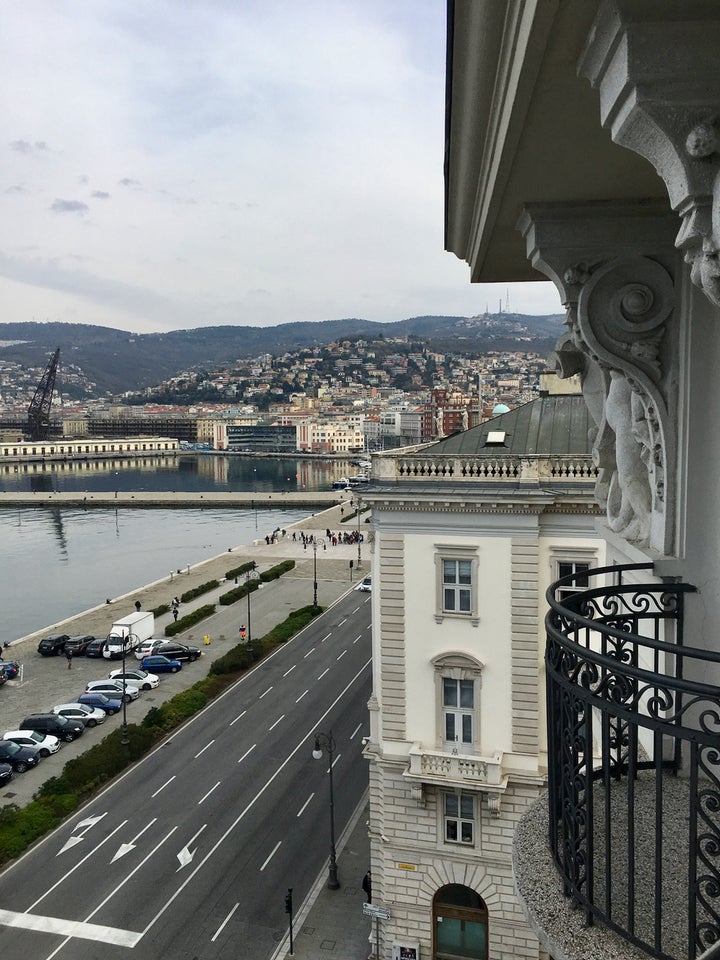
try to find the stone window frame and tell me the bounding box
[549,546,598,602]
[432,651,484,753]
[441,789,477,846]
[434,544,480,626]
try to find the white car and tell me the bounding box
[109,667,159,690]
[356,576,372,592]
[52,703,106,728]
[3,729,60,757]
[134,639,165,661]
[85,679,140,702]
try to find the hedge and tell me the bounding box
[224,560,257,581]
[260,558,295,582]
[180,579,219,603]
[152,602,171,618]
[218,559,295,605]
[164,603,215,636]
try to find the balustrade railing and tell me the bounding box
[372,453,597,483]
[546,562,720,960]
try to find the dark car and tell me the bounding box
[84,637,107,658]
[0,763,12,787]
[77,692,122,715]
[156,642,201,663]
[0,739,40,773]
[64,634,95,656]
[20,713,84,742]
[140,655,182,674]
[0,661,20,681]
[37,633,70,656]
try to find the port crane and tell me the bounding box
[27,347,60,442]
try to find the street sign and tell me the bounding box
[363,902,391,920]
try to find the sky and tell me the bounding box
[1,1,562,335]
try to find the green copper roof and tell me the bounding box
[428,394,592,457]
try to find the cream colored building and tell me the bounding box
[364,393,603,959]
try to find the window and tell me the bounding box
[556,561,590,601]
[443,678,474,750]
[432,653,484,753]
[434,546,479,625]
[444,793,475,844]
[550,547,597,604]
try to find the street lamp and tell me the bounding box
[245,567,261,645]
[107,630,136,746]
[354,498,363,570]
[311,537,326,609]
[312,730,339,890]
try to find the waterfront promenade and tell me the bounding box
[0,489,350,508]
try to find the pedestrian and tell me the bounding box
[134,600,141,612]
[239,624,247,642]
[203,633,211,646]
[173,607,179,622]
[66,648,73,670]
[362,869,372,903]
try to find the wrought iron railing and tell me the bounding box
[546,563,720,960]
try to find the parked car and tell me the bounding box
[356,576,372,592]
[84,637,107,658]
[0,762,13,787]
[20,713,84,742]
[155,642,202,663]
[0,739,40,773]
[52,703,106,728]
[63,634,95,656]
[139,655,182,674]
[37,633,70,656]
[134,639,166,660]
[77,692,122,715]
[0,661,20,681]
[3,729,60,757]
[85,679,139,703]
[109,668,159,690]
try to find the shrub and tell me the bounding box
[224,560,256,581]
[152,603,171,617]
[180,580,219,603]
[165,603,215,636]
[218,579,259,606]
[141,689,207,732]
[260,559,295,582]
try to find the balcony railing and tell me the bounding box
[371,452,597,484]
[546,562,720,960]
[405,745,505,788]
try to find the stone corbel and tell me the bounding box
[487,794,501,818]
[409,783,426,807]
[518,203,678,555]
[578,2,720,308]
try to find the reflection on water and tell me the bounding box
[1,504,310,642]
[0,454,356,493]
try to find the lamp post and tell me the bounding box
[312,730,339,889]
[355,497,362,570]
[108,630,136,746]
[311,537,326,609]
[245,567,260,645]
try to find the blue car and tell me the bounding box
[77,692,122,715]
[140,655,182,674]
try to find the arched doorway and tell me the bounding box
[433,884,488,959]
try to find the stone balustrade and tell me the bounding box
[405,744,505,788]
[372,453,597,484]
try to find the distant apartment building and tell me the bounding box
[213,422,296,452]
[296,420,364,454]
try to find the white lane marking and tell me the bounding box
[332,753,342,770]
[211,902,240,942]
[230,710,247,725]
[32,820,128,910]
[303,647,315,658]
[43,827,178,958]
[352,606,360,614]
[354,635,361,644]
[350,723,363,740]
[111,818,158,863]
[139,657,372,942]
[259,686,273,699]
[198,781,221,805]
[194,739,215,758]
[0,910,141,947]
[366,621,371,627]
[282,665,296,678]
[238,743,256,764]
[336,650,346,661]
[177,824,207,869]
[317,668,329,680]
[260,841,282,871]
[321,633,332,643]
[297,793,315,817]
[296,689,308,703]
[338,618,347,627]
[268,715,285,732]
[151,775,176,798]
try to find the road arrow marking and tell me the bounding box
[111,818,158,863]
[58,836,84,855]
[58,813,108,854]
[76,814,107,832]
[177,823,207,870]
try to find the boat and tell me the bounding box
[332,477,351,489]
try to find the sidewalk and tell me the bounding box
[275,799,373,960]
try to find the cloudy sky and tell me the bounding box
[2,1,561,334]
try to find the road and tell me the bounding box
[0,589,372,960]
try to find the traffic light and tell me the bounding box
[285,888,293,915]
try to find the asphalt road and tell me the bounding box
[0,589,372,960]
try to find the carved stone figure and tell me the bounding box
[604,371,652,543]
[435,409,444,438]
[461,407,469,431]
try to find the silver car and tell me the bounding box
[3,729,60,756]
[85,679,140,702]
[52,703,106,728]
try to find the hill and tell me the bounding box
[0,313,564,396]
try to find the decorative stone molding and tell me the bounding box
[578,2,720,309]
[519,202,678,555]
[404,743,506,790]
[487,794,502,818]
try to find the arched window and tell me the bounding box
[433,884,488,960]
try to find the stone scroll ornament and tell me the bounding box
[553,257,674,552]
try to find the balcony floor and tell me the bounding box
[513,772,709,960]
